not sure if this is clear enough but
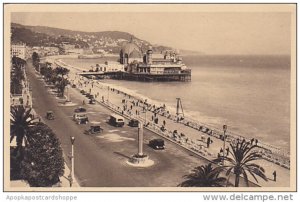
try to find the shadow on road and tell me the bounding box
[114,151,131,159]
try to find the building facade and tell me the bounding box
[11,43,27,59]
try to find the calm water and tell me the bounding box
[62,55,291,149]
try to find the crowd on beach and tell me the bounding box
[68,74,290,171]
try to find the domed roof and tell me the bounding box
[121,42,142,56]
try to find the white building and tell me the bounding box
[11,43,27,59]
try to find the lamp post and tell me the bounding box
[70,136,75,187]
[222,125,227,166]
[67,85,70,102]
[107,86,110,103]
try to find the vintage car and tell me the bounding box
[84,125,104,135]
[128,119,139,127]
[149,139,165,150]
[46,111,54,120]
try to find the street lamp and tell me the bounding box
[107,86,110,103]
[70,136,75,187]
[222,125,227,166]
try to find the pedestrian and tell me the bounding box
[255,139,258,146]
[273,170,277,182]
[163,120,166,126]
[82,100,85,105]
[151,115,154,121]
[207,137,211,148]
[251,138,254,145]
[220,148,223,153]
[226,147,230,156]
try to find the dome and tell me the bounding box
[121,42,142,57]
[129,49,142,58]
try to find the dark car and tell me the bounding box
[84,125,103,135]
[74,107,86,113]
[128,119,139,127]
[72,84,76,88]
[87,94,94,99]
[149,139,165,150]
[80,90,86,95]
[46,111,54,120]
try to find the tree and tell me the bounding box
[10,106,36,157]
[216,140,268,187]
[55,77,69,97]
[20,122,65,187]
[54,66,69,77]
[178,163,228,187]
[32,52,40,67]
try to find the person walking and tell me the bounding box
[226,147,230,156]
[273,170,277,182]
[163,120,166,126]
[206,137,211,148]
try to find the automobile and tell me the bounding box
[89,98,96,104]
[72,84,76,88]
[46,111,54,120]
[108,114,125,127]
[84,125,103,135]
[74,107,87,113]
[85,93,91,98]
[73,113,89,124]
[80,90,86,95]
[128,119,139,127]
[149,139,165,150]
[88,94,94,99]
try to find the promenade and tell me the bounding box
[64,64,290,187]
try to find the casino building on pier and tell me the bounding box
[118,40,191,82]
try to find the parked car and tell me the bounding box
[89,98,96,104]
[84,125,103,135]
[80,90,86,95]
[74,107,86,113]
[149,139,165,150]
[46,111,54,120]
[128,119,139,127]
[88,94,94,99]
[108,114,125,127]
[73,113,89,124]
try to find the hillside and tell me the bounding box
[11,23,201,55]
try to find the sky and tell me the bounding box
[11,12,292,55]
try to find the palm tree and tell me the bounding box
[178,163,227,187]
[10,106,36,157]
[217,140,268,187]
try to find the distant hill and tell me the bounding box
[11,23,203,55]
[12,23,138,41]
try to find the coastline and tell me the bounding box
[47,55,290,169]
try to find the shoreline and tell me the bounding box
[46,55,290,170]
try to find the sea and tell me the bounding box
[62,55,291,150]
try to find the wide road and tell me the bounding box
[26,60,256,187]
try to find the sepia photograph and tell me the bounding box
[3,3,296,192]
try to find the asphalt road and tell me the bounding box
[26,60,256,187]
